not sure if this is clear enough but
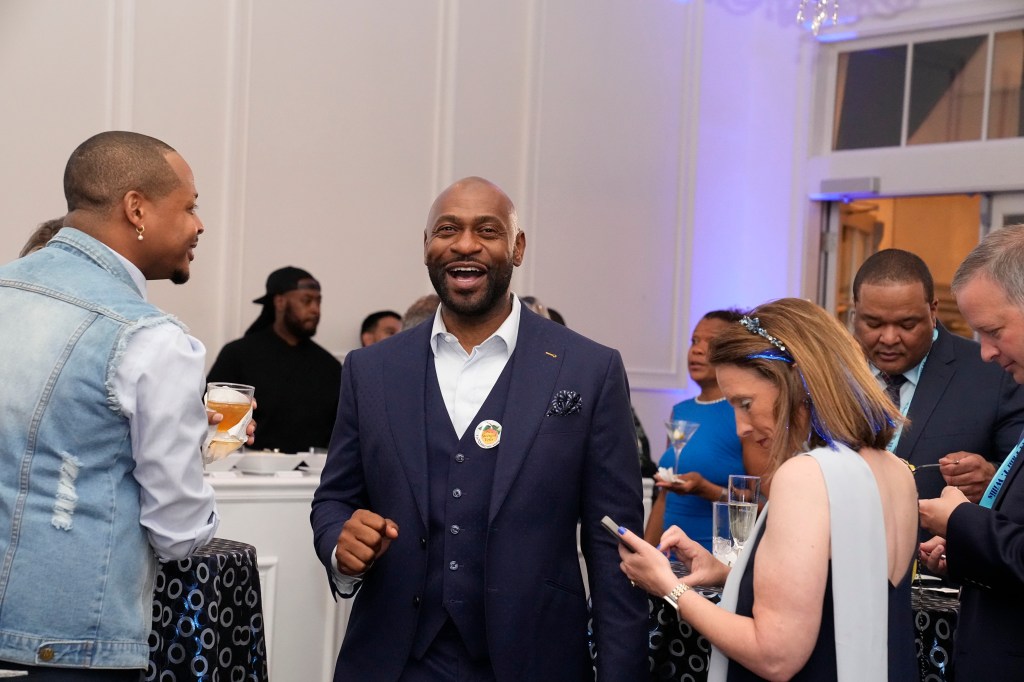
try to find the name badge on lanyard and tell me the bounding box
[981,438,1024,509]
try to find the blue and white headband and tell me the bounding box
[738,314,891,448]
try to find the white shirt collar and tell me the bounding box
[97,242,148,300]
[429,294,521,357]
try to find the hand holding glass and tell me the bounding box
[205,382,255,462]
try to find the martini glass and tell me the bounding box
[664,419,700,481]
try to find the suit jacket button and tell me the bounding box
[413,596,421,607]
[420,537,427,549]
[38,647,54,662]
[455,453,466,463]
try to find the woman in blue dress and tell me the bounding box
[644,310,769,551]
[620,299,919,681]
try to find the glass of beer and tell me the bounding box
[205,382,255,453]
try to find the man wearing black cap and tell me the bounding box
[207,266,341,453]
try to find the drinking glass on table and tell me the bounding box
[728,474,760,555]
[712,501,736,566]
[205,382,255,459]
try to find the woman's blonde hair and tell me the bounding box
[709,298,903,474]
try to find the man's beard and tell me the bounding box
[284,308,317,340]
[428,258,513,318]
[170,268,190,285]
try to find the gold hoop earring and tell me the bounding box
[136,224,145,241]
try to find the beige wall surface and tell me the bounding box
[3,0,1019,470]
[0,0,811,441]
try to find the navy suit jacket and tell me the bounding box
[311,307,648,682]
[946,448,1024,680]
[894,325,1024,500]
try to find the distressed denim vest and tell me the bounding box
[0,228,180,668]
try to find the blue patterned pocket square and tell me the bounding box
[546,390,582,416]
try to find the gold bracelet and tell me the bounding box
[662,581,690,607]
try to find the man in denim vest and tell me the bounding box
[0,132,220,681]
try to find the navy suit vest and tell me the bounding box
[411,354,515,661]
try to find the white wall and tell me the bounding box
[3,0,1021,473]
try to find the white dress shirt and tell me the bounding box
[331,296,522,592]
[107,248,219,560]
[430,296,521,438]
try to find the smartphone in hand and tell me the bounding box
[601,515,634,552]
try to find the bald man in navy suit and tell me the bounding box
[311,177,647,681]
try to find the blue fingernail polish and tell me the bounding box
[656,543,662,550]
[617,526,626,535]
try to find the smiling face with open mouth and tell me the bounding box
[424,178,525,322]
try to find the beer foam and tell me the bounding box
[206,386,249,404]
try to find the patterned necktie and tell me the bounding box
[881,373,908,408]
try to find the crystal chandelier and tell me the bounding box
[797,0,839,34]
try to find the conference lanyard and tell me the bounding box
[980,438,1024,509]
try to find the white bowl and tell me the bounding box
[204,452,243,472]
[304,453,328,473]
[236,452,305,475]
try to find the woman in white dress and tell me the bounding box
[617,298,919,681]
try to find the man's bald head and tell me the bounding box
[64,131,179,213]
[427,177,520,237]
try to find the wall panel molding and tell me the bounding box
[108,0,134,129]
[431,0,458,194]
[628,0,707,391]
[256,556,279,669]
[519,0,545,298]
[220,0,255,344]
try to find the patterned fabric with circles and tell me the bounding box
[148,538,268,682]
[588,580,958,682]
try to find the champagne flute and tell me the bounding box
[664,419,700,480]
[728,474,760,555]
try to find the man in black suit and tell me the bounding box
[310,177,647,681]
[851,249,1024,501]
[919,224,1024,681]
